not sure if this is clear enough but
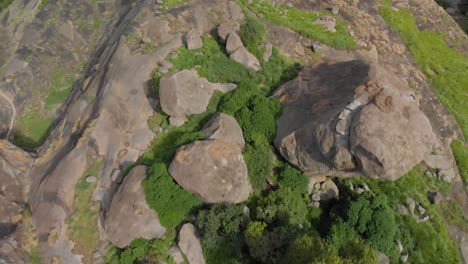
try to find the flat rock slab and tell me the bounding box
[159,70,236,118]
[178,223,205,264]
[105,166,166,248]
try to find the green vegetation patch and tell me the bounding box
[143,163,202,229]
[13,110,54,150]
[380,4,468,139]
[339,166,459,263]
[0,0,14,12]
[106,230,179,264]
[44,69,75,110]
[451,139,468,187]
[67,158,103,263]
[158,0,190,12]
[238,0,356,49]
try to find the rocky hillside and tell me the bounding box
[0,0,467,263]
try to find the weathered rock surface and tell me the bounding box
[230,47,261,71]
[186,29,203,50]
[201,113,245,148]
[0,140,32,236]
[160,70,237,120]
[169,114,251,203]
[105,166,166,248]
[218,22,240,42]
[226,32,244,53]
[178,223,206,264]
[274,60,438,180]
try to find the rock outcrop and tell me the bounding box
[0,140,31,237]
[274,60,438,180]
[159,70,237,123]
[222,32,261,71]
[178,223,206,264]
[105,166,166,248]
[169,114,251,203]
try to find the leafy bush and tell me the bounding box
[219,81,281,145]
[0,0,14,12]
[243,144,276,191]
[253,188,309,227]
[196,204,250,263]
[143,163,202,229]
[277,164,308,194]
[344,193,399,257]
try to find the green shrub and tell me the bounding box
[286,234,343,264]
[0,0,14,12]
[143,163,202,229]
[277,164,308,194]
[345,193,399,257]
[253,188,309,227]
[243,144,276,191]
[196,204,250,263]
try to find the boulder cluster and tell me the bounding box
[274,60,438,180]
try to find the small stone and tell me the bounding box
[92,251,102,259]
[329,6,339,14]
[416,203,426,215]
[428,191,442,204]
[186,29,203,50]
[401,252,409,262]
[263,42,273,62]
[378,251,390,264]
[356,187,365,194]
[311,193,321,202]
[142,37,151,44]
[425,170,432,177]
[311,43,323,53]
[406,197,416,215]
[363,183,370,191]
[418,213,429,223]
[313,16,336,32]
[398,204,409,216]
[85,176,97,183]
[168,246,185,264]
[397,240,403,253]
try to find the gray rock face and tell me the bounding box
[274,60,438,180]
[201,113,245,148]
[229,47,261,71]
[105,166,166,248]
[178,223,206,264]
[169,114,251,203]
[159,70,237,119]
[0,140,31,233]
[226,32,243,53]
[218,22,240,42]
[186,29,203,50]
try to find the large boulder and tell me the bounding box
[169,114,251,203]
[105,166,166,248]
[274,60,438,180]
[159,70,236,120]
[178,223,205,264]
